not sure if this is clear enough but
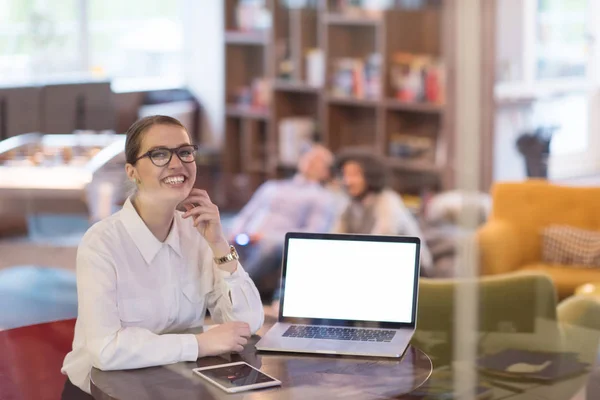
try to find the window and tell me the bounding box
[532,93,589,156]
[534,0,599,175]
[495,0,600,180]
[536,0,589,80]
[89,0,183,81]
[0,0,81,82]
[0,0,184,85]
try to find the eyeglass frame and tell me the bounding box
[133,144,199,167]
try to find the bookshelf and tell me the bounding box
[223,0,455,209]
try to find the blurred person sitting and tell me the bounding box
[227,144,338,294]
[61,116,263,399]
[333,148,433,274]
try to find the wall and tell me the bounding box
[182,0,224,146]
[493,0,528,182]
[493,104,530,181]
[495,0,525,84]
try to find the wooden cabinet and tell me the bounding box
[223,0,456,207]
[41,81,114,134]
[0,81,115,139]
[0,86,43,140]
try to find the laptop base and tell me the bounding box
[256,322,414,359]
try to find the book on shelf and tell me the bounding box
[306,49,325,87]
[391,52,445,105]
[235,0,271,31]
[275,44,325,88]
[232,78,272,110]
[331,54,382,99]
[388,134,434,160]
[278,117,316,167]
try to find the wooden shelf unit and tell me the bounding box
[223,0,455,207]
[225,104,270,120]
[323,13,383,26]
[273,79,321,93]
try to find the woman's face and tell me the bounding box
[127,124,197,205]
[342,161,367,198]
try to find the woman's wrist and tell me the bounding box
[195,333,206,358]
[210,238,231,259]
[210,238,238,273]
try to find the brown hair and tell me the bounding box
[125,115,188,165]
[334,147,389,193]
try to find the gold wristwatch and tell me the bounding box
[213,245,239,265]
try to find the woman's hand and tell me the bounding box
[181,189,226,245]
[181,189,237,273]
[195,322,251,357]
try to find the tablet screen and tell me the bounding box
[196,363,277,389]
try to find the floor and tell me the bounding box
[0,265,78,330]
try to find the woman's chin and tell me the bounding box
[139,182,194,206]
[157,187,190,205]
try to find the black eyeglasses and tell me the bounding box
[134,144,198,167]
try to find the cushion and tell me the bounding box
[542,225,600,267]
[521,263,600,298]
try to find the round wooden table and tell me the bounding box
[90,337,432,400]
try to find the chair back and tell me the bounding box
[412,272,561,365]
[0,319,76,400]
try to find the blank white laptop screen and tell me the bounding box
[281,238,418,324]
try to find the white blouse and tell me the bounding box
[61,198,264,393]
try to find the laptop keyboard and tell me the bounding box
[283,325,396,342]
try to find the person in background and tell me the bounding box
[61,116,263,399]
[227,144,337,293]
[333,148,433,273]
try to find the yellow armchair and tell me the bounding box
[476,180,600,298]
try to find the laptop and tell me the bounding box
[256,232,421,358]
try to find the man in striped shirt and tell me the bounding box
[228,145,338,293]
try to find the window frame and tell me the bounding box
[496,0,600,179]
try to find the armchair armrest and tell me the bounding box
[476,220,522,275]
[558,295,600,332]
[557,295,600,364]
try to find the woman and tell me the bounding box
[333,148,433,272]
[61,116,264,398]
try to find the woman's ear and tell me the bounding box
[125,163,137,183]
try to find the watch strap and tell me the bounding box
[213,245,239,265]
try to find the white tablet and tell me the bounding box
[192,361,282,393]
